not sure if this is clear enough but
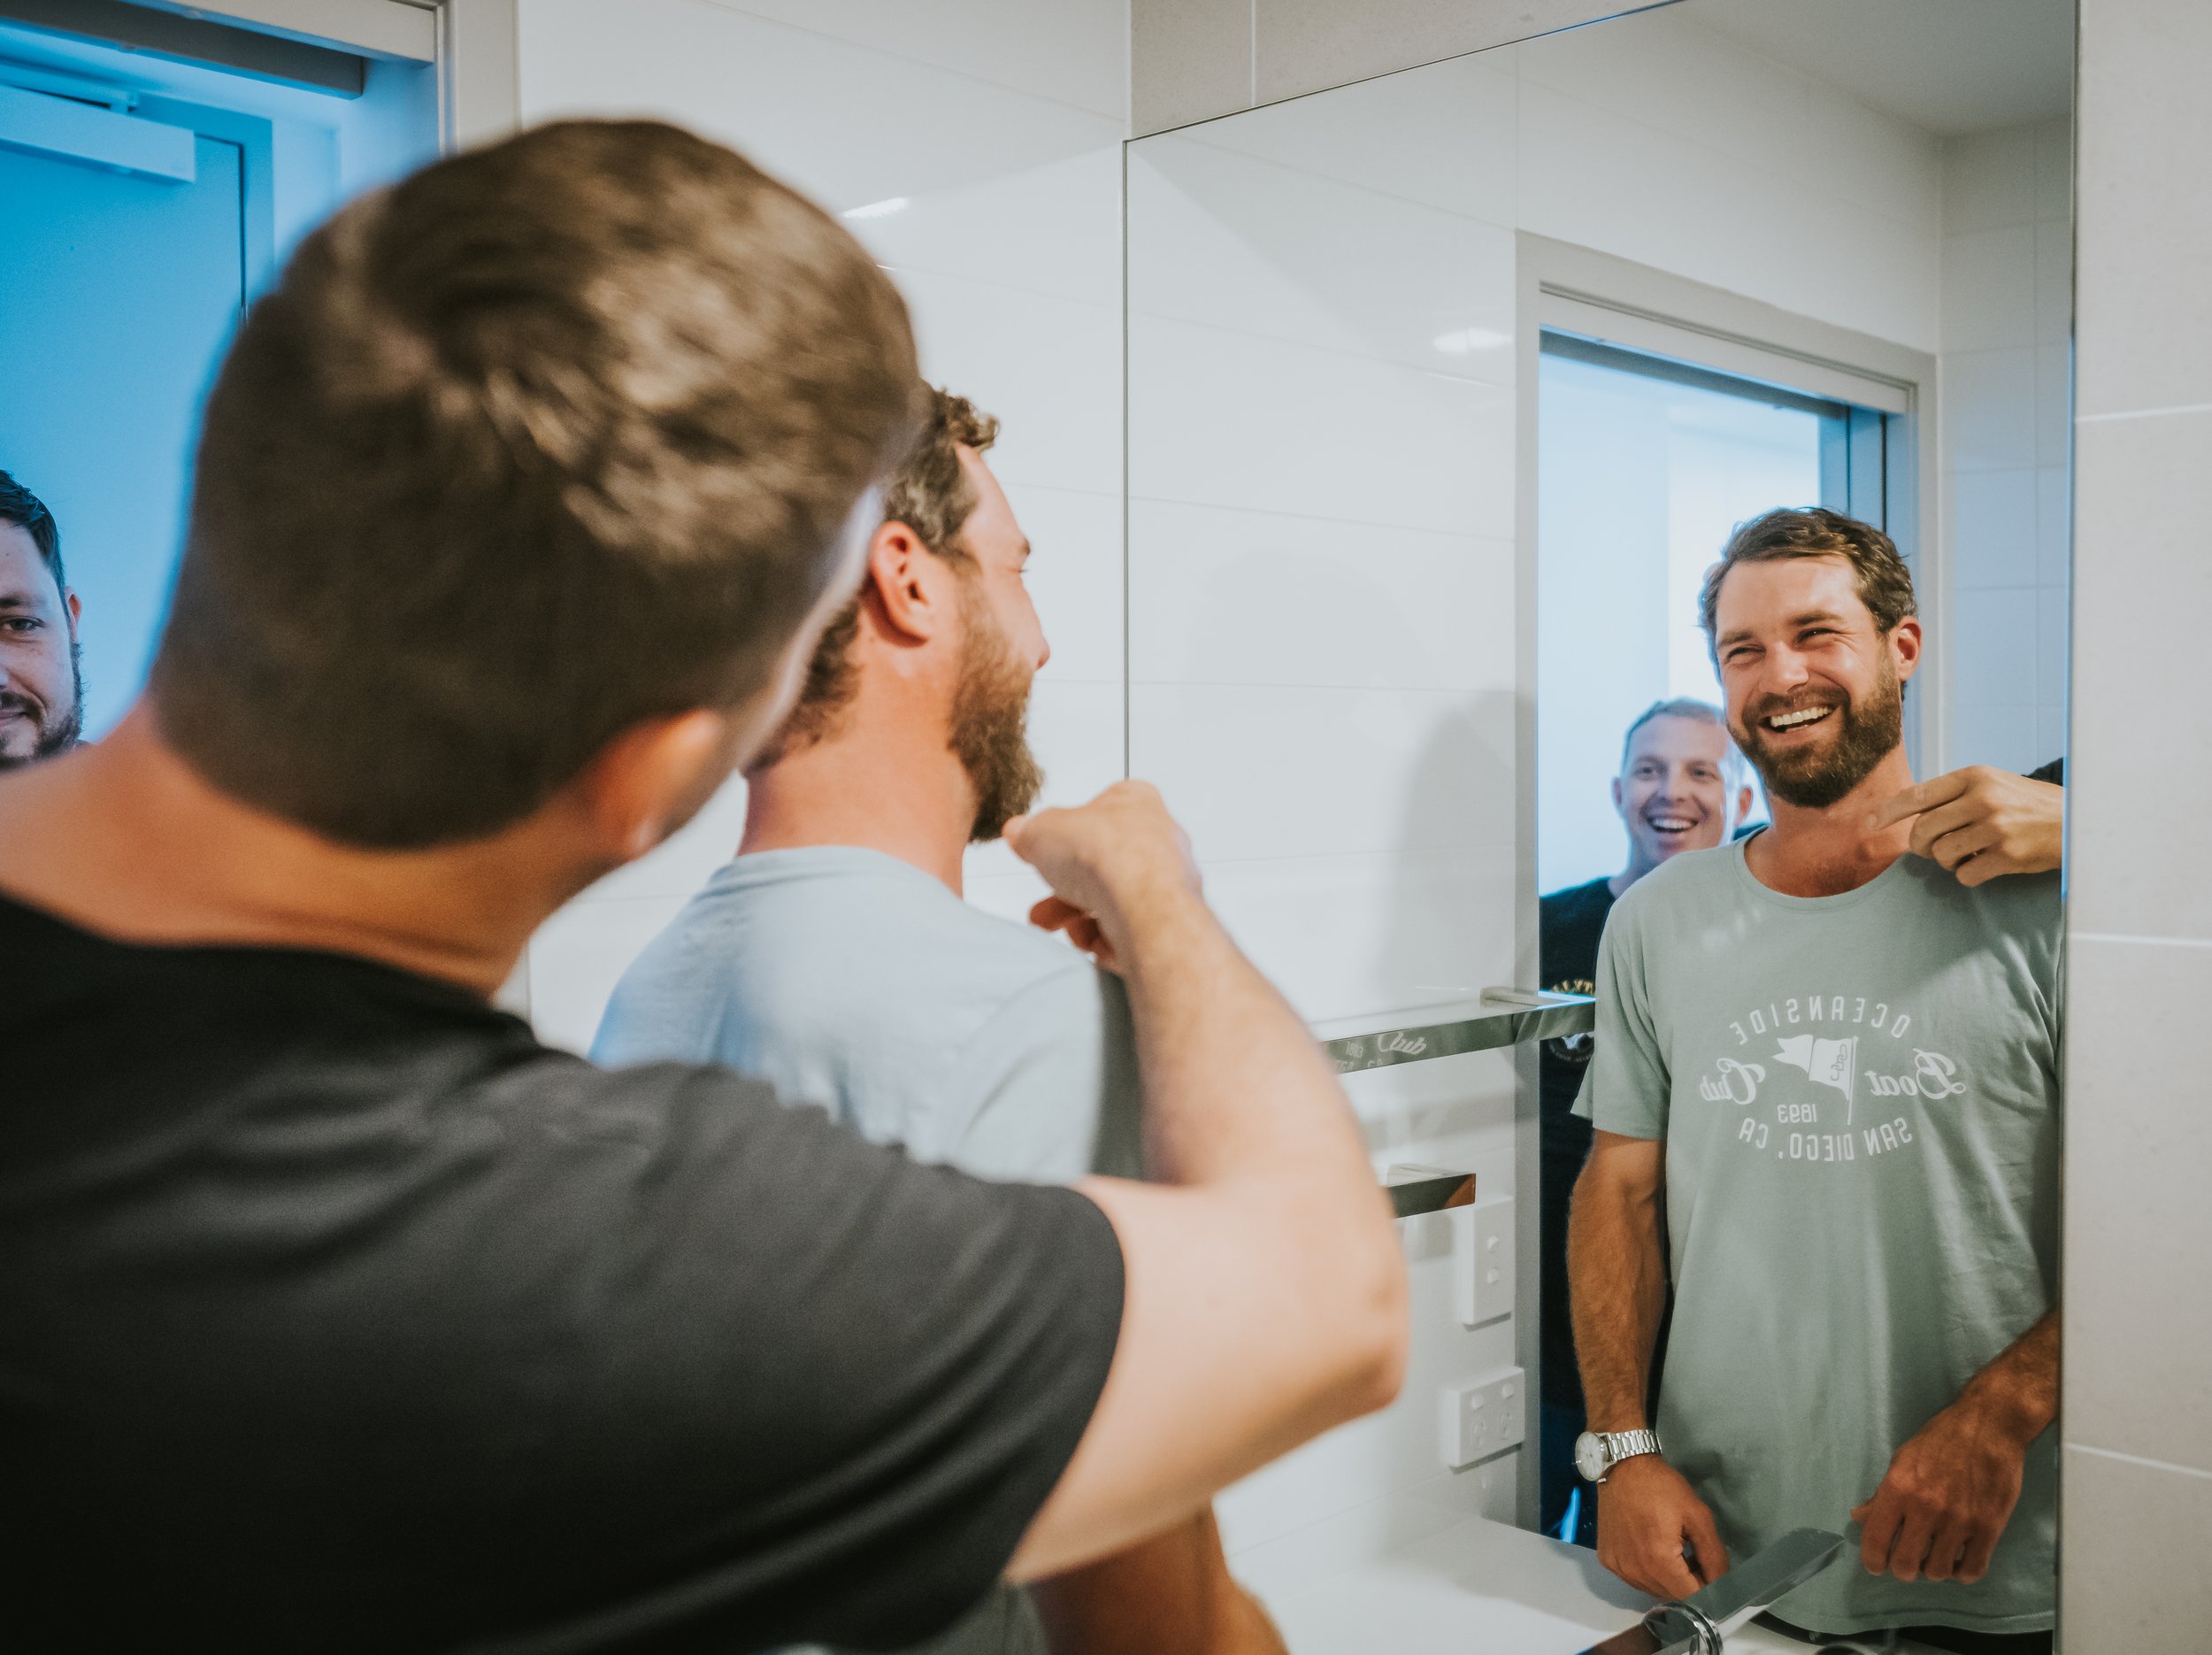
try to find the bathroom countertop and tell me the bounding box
[1263,1513,1949,1654]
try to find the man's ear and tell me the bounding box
[65,590,81,636]
[864,520,951,645]
[1734,784,1755,828]
[1611,775,1625,815]
[1889,615,1924,684]
[580,710,741,863]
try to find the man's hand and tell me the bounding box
[1850,1395,2033,1584]
[1008,781,1202,971]
[1868,766,2062,886]
[1596,1457,1731,1601]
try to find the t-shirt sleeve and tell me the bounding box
[1571,895,1672,1140]
[941,965,1146,1184]
[443,1058,1125,1652]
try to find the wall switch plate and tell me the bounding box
[1455,1195,1515,1326]
[1440,1366,1526,1469]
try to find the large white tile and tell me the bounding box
[1178,48,1517,227]
[1127,316,1515,537]
[1196,846,1517,1025]
[1132,684,1514,864]
[2060,1446,2212,1654]
[2068,411,2212,940]
[1944,701,2039,775]
[849,143,1122,308]
[526,893,692,1056]
[1941,226,2038,354]
[2035,465,2071,587]
[1947,586,2041,706]
[2036,586,2069,710]
[2074,0,2212,418]
[1942,348,2039,472]
[1516,6,1805,161]
[2033,219,2072,347]
[709,0,1127,121]
[1947,468,2039,590]
[1127,499,1514,693]
[518,0,1120,217]
[899,268,1120,498]
[2031,115,2072,227]
[1128,136,1518,385]
[1005,482,1123,688]
[2062,937,2212,1474]
[2035,342,2072,466]
[2034,704,2067,768]
[1943,125,2039,235]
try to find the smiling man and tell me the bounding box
[1567,509,2059,1652]
[0,472,83,770]
[1536,697,1752,1545]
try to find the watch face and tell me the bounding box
[1574,1431,1608,1482]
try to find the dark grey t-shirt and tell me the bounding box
[0,891,1125,1652]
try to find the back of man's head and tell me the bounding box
[1698,506,1916,644]
[152,119,921,850]
[749,385,999,770]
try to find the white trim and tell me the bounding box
[134,0,436,61]
[2070,931,2212,951]
[0,81,196,179]
[2068,1443,2212,1483]
[2077,400,2212,424]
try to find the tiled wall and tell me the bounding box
[1940,118,2074,774]
[1128,8,1945,1589]
[511,0,1130,1051]
[2062,3,2212,1648]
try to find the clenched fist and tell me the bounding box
[1005,781,1202,972]
[1596,1456,1732,1603]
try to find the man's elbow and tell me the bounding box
[1339,1230,1410,1416]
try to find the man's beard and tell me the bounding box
[951,587,1043,843]
[0,641,85,772]
[1735,658,1903,810]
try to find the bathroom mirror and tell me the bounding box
[1125,0,2073,1637]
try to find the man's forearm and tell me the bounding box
[1955,1309,2059,1443]
[1569,1157,1669,1431]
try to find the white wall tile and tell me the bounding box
[850,144,1122,308]
[1007,483,1124,687]
[2035,466,2071,587]
[1188,49,1517,227]
[527,893,691,1057]
[1128,137,1517,384]
[2035,705,2068,766]
[1131,684,1514,864]
[1949,587,2041,707]
[712,0,1128,121]
[1945,702,2040,775]
[1942,227,2039,353]
[1948,470,2040,590]
[1944,126,2039,234]
[1943,348,2039,472]
[2034,343,2072,466]
[2036,586,2069,710]
[2031,115,2072,227]
[2063,938,2212,1474]
[1128,500,1514,694]
[1129,318,1515,538]
[1198,847,1515,1026]
[2061,1447,2212,1655]
[2033,219,2072,345]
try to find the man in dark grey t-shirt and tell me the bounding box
[1571,510,2058,1651]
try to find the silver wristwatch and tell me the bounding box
[1575,1428,1663,1484]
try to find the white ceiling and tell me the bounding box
[1685,0,2074,138]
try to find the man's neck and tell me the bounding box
[740,721,973,894]
[0,710,589,997]
[1743,748,1917,897]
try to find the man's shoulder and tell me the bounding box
[1609,843,1740,922]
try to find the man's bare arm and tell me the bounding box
[1002,784,1408,1582]
[1852,1310,2058,1584]
[1033,1508,1285,1655]
[1571,1131,1728,1600]
[1869,767,2063,886]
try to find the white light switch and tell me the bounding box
[1455,1195,1515,1326]
[1440,1366,1526,1469]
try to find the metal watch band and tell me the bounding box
[1601,1428,1662,1477]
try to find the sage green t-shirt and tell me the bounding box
[1575,838,2060,1634]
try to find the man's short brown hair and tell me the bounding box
[750,386,999,767]
[1700,507,1917,643]
[151,119,921,848]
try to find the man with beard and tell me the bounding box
[0,472,84,768]
[595,388,1282,1655]
[1536,697,1752,1547]
[1567,509,2059,1651]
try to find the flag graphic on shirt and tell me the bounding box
[1772,1035,1858,1125]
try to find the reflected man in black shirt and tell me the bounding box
[1539,697,1751,1544]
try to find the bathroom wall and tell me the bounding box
[511,0,1131,1050]
[1939,116,2075,775]
[2062,2,2212,1648]
[1127,4,1944,1588]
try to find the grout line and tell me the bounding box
[2071,931,2212,951]
[2077,400,2212,424]
[2068,1443,2212,1483]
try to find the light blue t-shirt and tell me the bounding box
[593,846,1145,1655]
[1575,839,2060,1635]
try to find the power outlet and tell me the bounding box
[1455,1195,1516,1326]
[1440,1366,1526,1469]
